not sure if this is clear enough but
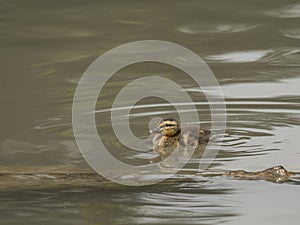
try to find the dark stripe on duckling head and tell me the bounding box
[159,122,177,129]
[158,119,179,128]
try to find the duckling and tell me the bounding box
[149,118,211,163]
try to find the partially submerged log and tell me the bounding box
[226,165,293,183]
[0,165,299,191]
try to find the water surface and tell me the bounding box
[1,0,300,224]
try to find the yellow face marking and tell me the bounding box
[163,128,177,136]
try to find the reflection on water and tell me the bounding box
[1,0,300,224]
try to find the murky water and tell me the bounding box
[1,0,300,224]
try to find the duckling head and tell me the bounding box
[151,118,181,137]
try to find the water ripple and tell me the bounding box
[206,50,272,63]
[129,190,236,224]
[262,49,300,66]
[282,28,300,39]
[265,3,300,18]
[177,24,258,34]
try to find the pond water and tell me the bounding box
[1,0,300,224]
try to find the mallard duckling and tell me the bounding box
[149,118,211,163]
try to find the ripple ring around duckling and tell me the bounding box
[72,40,227,186]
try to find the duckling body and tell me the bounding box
[150,118,211,163]
[152,132,181,160]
